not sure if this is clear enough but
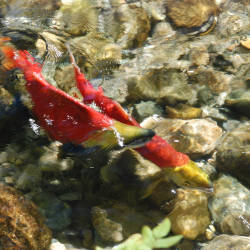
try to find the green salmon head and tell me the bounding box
[165,160,212,189]
[81,121,155,151]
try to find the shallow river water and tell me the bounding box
[0,0,249,249]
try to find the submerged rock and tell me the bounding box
[69,34,121,78]
[209,175,250,235]
[166,0,219,35]
[216,2,250,38]
[39,142,74,172]
[216,123,250,184]
[100,149,163,201]
[189,46,210,66]
[152,21,176,40]
[201,234,250,250]
[109,2,151,49]
[166,104,202,119]
[91,202,163,244]
[16,164,42,191]
[0,183,52,249]
[147,118,223,159]
[31,192,72,231]
[168,188,211,240]
[225,89,250,117]
[190,68,231,94]
[127,67,196,105]
[53,0,98,36]
[133,101,164,122]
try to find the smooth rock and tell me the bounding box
[209,175,250,235]
[152,21,176,39]
[101,76,129,104]
[166,0,218,31]
[91,202,163,243]
[111,3,151,49]
[53,0,98,35]
[201,106,228,122]
[216,123,250,184]
[216,3,250,37]
[190,68,231,94]
[127,67,196,105]
[59,192,82,201]
[91,206,123,243]
[201,234,250,250]
[142,0,166,21]
[189,47,210,66]
[50,239,67,250]
[166,104,202,119]
[16,164,42,191]
[32,192,72,231]
[100,149,163,201]
[39,143,74,172]
[69,35,121,78]
[0,152,8,164]
[168,188,211,240]
[133,101,164,122]
[225,89,250,117]
[149,118,223,159]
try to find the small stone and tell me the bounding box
[191,68,231,94]
[152,21,176,39]
[201,106,228,122]
[241,37,250,49]
[16,164,42,191]
[127,67,196,105]
[0,152,8,164]
[113,3,151,49]
[91,202,163,243]
[166,104,202,119]
[209,175,250,235]
[49,239,66,250]
[92,206,123,243]
[216,123,250,184]
[69,35,121,78]
[32,192,72,231]
[189,47,210,66]
[4,176,15,184]
[148,181,177,212]
[168,188,211,240]
[100,149,162,201]
[142,0,166,21]
[225,89,250,117]
[166,0,218,34]
[54,64,75,93]
[59,192,82,201]
[205,225,216,240]
[133,101,164,122]
[201,234,250,250]
[53,0,98,35]
[217,5,250,37]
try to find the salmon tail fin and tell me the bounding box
[0,37,43,82]
[0,37,17,70]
